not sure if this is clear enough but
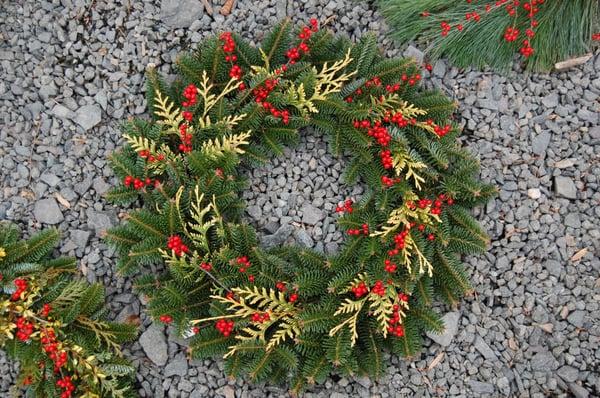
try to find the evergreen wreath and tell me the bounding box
[105,19,495,393]
[376,0,600,71]
[0,223,137,398]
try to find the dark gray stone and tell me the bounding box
[33,198,64,224]
[139,325,168,366]
[160,0,203,28]
[426,312,460,347]
[554,176,577,199]
[75,104,102,130]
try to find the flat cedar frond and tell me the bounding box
[392,147,427,190]
[313,49,357,98]
[286,49,357,116]
[200,131,252,159]
[182,186,219,253]
[329,297,366,346]
[197,70,243,128]
[368,287,409,338]
[371,194,441,238]
[154,89,184,134]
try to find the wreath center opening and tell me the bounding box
[242,128,363,254]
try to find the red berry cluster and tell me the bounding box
[200,262,212,271]
[182,84,198,108]
[504,26,519,42]
[347,223,369,236]
[41,303,52,318]
[335,199,354,214]
[56,376,75,398]
[11,278,28,301]
[351,281,368,298]
[40,328,68,371]
[138,150,165,163]
[215,319,234,337]
[220,32,244,81]
[424,0,546,59]
[182,110,193,121]
[593,33,600,41]
[248,274,255,283]
[392,228,410,251]
[381,175,401,188]
[288,293,298,303]
[433,123,451,137]
[251,312,271,323]
[276,281,287,292]
[167,235,189,256]
[384,259,397,273]
[367,123,392,146]
[15,317,34,341]
[235,256,251,273]
[251,79,290,124]
[286,19,318,63]
[380,149,394,169]
[387,304,405,337]
[345,72,421,102]
[159,314,173,324]
[124,175,160,190]
[178,122,193,153]
[371,280,386,296]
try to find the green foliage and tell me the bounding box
[0,223,137,397]
[376,0,600,72]
[105,20,493,391]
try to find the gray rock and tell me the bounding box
[164,358,188,378]
[262,224,293,249]
[469,380,494,394]
[139,325,168,366]
[70,229,91,247]
[33,198,64,224]
[557,365,579,383]
[301,202,324,225]
[568,383,590,398]
[567,310,585,328]
[86,209,113,233]
[554,176,577,199]
[294,228,314,247]
[41,172,60,187]
[52,104,74,119]
[403,45,424,64]
[564,213,581,228]
[75,105,102,130]
[426,311,460,347]
[531,350,559,372]
[474,336,498,360]
[527,188,541,199]
[215,385,235,398]
[160,0,203,28]
[432,60,446,77]
[542,93,559,108]
[532,132,551,155]
[94,90,108,110]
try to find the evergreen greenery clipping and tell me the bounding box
[105,19,495,393]
[376,0,600,71]
[0,223,137,398]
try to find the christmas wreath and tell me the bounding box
[105,19,494,393]
[0,223,137,398]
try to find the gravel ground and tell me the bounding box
[1,0,599,397]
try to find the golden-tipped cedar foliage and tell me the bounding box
[105,21,494,391]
